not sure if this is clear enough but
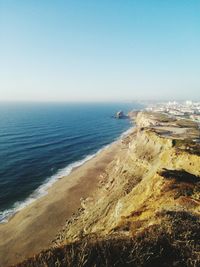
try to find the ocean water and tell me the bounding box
[0,102,142,222]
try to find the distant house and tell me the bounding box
[190,114,200,122]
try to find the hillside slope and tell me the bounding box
[15,112,200,267]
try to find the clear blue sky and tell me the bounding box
[0,0,199,102]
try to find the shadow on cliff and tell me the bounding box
[160,169,199,184]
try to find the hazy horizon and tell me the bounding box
[0,99,197,104]
[0,1,200,102]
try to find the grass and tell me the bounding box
[15,210,200,267]
[172,139,200,156]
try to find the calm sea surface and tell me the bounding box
[0,102,142,222]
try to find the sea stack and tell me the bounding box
[115,110,127,119]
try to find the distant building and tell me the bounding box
[186,100,193,106]
[190,114,200,122]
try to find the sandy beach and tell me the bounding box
[0,139,122,267]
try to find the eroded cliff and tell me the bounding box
[15,112,200,267]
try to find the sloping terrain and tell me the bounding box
[14,112,200,267]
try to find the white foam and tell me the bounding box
[120,125,134,138]
[0,125,134,223]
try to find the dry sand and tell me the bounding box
[0,140,122,267]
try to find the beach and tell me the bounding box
[0,138,123,267]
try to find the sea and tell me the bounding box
[0,102,142,223]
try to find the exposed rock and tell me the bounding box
[114,110,128,119]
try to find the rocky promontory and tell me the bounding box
[114,110,129,119]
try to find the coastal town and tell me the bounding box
[146,101,200,123]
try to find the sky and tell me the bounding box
[0,0,200,102]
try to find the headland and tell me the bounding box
[2,111,200,267]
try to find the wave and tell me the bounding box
[0,125,133,224]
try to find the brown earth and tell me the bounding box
[0,138,123,267]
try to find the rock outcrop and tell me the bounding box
[115,110,128,119]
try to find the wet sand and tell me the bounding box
[0,140,121,267]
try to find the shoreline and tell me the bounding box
[0,126,134,267]
[0,144,112,224]
[0,126,133,224]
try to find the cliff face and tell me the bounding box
[15,112,200,267]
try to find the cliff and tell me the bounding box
[14,112,200,267]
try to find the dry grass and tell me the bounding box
[14,211,200,267]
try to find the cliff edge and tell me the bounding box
[15,112,200,267]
